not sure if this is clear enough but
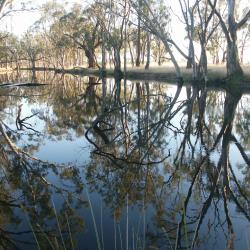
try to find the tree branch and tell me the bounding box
[208,0,231,42]
[237,10,250,29]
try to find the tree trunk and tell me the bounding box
[227,41,243,76]
[162,38,182,79]
[85,49,96,68]
[135,0,141,67]
[141,38,146,64]
[216,53,220,64]
[222,50,227,63]
[145,33,151,70]
[31,58,36,70]
[226,0,243,76]
[186,41,192,69]
[157,41,161,66]
[124,20,127,74]
[128,39,134,66]
[198,45,208,80]
[102,31,106,70]
[114,48,123,79]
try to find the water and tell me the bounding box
[0,70,249,250]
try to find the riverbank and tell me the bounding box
[30,64,250,80]
[17,65,250,92]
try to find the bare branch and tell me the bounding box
[237,10,250,29]
[208,0,231,42]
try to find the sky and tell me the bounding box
[0,0,83,36]
[1,0,249,63]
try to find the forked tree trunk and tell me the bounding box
[208,0,249,77]
[85,49,96,68]
[226,0,243,76]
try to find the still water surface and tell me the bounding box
[0,71,249,249]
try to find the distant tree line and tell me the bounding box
[0,0,249,81]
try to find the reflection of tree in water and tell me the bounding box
[0,73,88,248]
[0,71,249,249]
[86,78,250,249]
[0,120,86,248]
[0,72,131,249]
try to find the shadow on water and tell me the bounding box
[0,70,249,249]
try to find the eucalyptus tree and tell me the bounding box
[207,27,226,64]
[0,32,9,67]
[48,20,74,68]
[178,0,197,78]
[35,1,68,68]
[178,0,220,80]
[0,32,21,69]
[194,0,220,79]
[131,0,188,81]
[0,0,13,62]
[94,0,129,77]
[59,3,102,68]
[151,37,167,66]
[127,26,136,66]
[20,31,44,70]
[208,0,250,76]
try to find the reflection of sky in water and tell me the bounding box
[1,73,249,250]
[35,137,90,164]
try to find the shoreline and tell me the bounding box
[5,66,250,93]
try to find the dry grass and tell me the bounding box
[125,64,250,77]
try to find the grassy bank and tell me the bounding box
[57,65,250,82]
[18,65,250,92]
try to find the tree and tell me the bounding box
[178,0,198,78]
[135,0,142,67]
[0,32,22,69]
[151,37,167,65]
[20,31,44,71]
[208,0,250,76]
[60,4,102,68]
[195,0,219,80]
[131,0,186,81]
[179,0,219,80]
[145,32,151,69]
[95,0,128,78]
